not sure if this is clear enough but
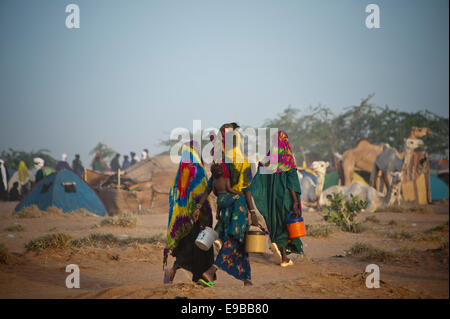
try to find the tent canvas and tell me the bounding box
[15,169,107,216]
[430,174,449,201]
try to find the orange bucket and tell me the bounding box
[286,212,306,239]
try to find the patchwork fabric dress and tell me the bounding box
[213,192,251,281]
[164,142,214,282]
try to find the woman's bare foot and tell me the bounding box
[164,267,177,284]
[244,280,253,286]
[270,243,282,264]
[202,265,217,283]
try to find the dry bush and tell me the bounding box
[388,230,414,240]
[69,208,98,217]
[424,221,449,234]
[381,205,433,214]
[15,205,64,218]
[348,242,393,262]
[388,219,398,226]
[305,224,338,238]
[4,223,25,232]
[100,212,138,228]
[131,208,158,215]
[0,243,11,264]
[25,233,73,251]
[364,216,380,223]
[70,233,122,248]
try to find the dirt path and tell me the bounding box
[0,201,448,299]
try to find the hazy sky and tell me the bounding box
[1,0,448,166]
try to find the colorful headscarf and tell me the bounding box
[163,142,212,266]
[212,123,253,192]
[260,130,297,173]
[18,161,29,185]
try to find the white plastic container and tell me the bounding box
[195,226,219,251]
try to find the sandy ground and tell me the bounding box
[0,198,448,299]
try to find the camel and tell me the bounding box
[370,138,424,191]
[318,172,403,213]
[337,127,430,187]
[298,161,329,204]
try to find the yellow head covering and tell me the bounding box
[18,161,29,184]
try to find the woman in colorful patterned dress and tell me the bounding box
[163,141,214,284]
[251,130,304,267]
[195,124,260,286]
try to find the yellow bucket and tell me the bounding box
[245,230,266,253]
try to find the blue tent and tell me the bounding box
[15,169,107,216]
[430,174,449,201]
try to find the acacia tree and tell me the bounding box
[89,142,116,162]
[0,148,57,170]
[264,95,449,165]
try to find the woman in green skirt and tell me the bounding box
[251,130,304,267]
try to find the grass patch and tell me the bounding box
[25,233,73,251]
[69,209,98,217]
[121,233,165,245]
[387,229,444,242]
[305,224,338,238]
[26,232,166,251]
[424,221,449,234]
[70,233,122,248]
[0,243,11,264]
[100,212,138,228]
[364,216,380,223]
[438,240,449,250]
[348,242,393,262]
[131,208,158,215]
[388,230,414,240]
[15,205,64,218]
[4,223,25,232]
[388,220,398,226]
[381,205,433,214]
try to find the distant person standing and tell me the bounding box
[122,155,131,170]
[110,153,121,172]
[9,182,20,201]
[91,153,108,173]
[0,159,9,200]
[142,149,149,160]
[72,154,84,176]
[130,152,140,166]
[33,157,46,183]
[56,153,72,171]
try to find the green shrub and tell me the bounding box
[322,192,368,233]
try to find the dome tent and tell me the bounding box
[15,169,107,216]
